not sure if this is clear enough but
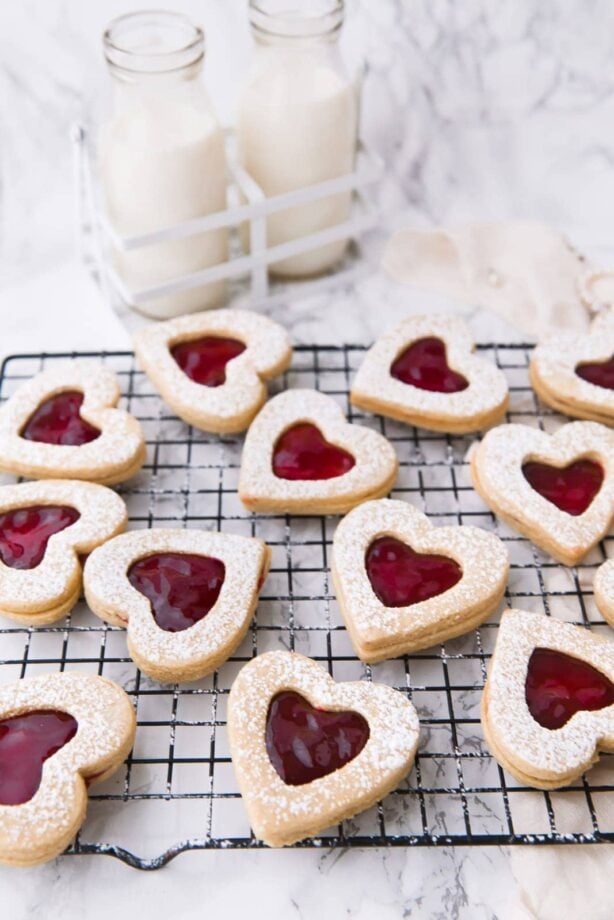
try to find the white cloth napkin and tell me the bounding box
[510,845,614,919]
[509,787,614,919]
[381,220,596,341]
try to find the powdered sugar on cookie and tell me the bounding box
[0,362,146,485]
[530,310,614,424]
[332,499,508,660]
[471,421,614,565]
[238,389,398,515]
[0,672,135,866]
[0,480,127,624]
[595,559,614,626]
[483,609,614,786]
[351,315,509,433]
[134,308,292,434]
[228,651,419,845]
[83,528,270,683]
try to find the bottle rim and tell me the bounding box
[249,0,344,40]
[104,10,204,75]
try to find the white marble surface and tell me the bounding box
[2,0,614,917]
[4,0,614,292]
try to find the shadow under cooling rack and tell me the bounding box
[0,344,612,870]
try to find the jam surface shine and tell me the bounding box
[390,337,468,393]
[171,336,246,387]
[272,423,355,481]
[265,690,370,786]
[521,459,604,516]
[0,505,81,570]
[0,710,78,805]
[21,392,100,446]
[365,536,462,607]
[128,552,226,633]
[525,647,614,730]
[575,355,614,390]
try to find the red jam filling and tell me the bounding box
[171,336,246,387]
[265,691,370,786]
[390,337,469,393]
[21,392,100,446]
[0,505,81,570]
[575,355,614,391]
[525,647,614,730]
[365,536,462,607]
[0,710,78,805]
[128,552,226,633]
[521,459,604,516]
[272,423,355,481]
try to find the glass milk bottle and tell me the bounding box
[98,12,228,318]
[238,0,358,277]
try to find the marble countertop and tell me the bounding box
[2,1,614,917]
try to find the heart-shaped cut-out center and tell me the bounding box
[128,552,226,633]
[21,392,101,446]
[575,355,614,391]
[266,691,370,786]
[0,710,78,805]
[272,423,356,481]
[390,337,469,393]
[0,505,81,570]
[171,336,246,388]
[522,459,604,516]
[365,536,463,607]
[525,647,614,730]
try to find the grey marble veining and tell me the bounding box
[0,843,528,919]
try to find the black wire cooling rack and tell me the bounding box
[0,344,613,870]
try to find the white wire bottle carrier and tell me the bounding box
[73,124,384,309]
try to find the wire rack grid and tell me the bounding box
[0,344,612,870]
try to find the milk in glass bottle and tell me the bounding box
[238,0,358,277]
[98,12,228,318]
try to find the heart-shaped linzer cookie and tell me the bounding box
[238,389,398,515]
[0,363,146,485]
[0,480,127,625]
[134,308,292,433]
[83,528,270,683]
[530,310,614,425]
[482,609,614,789]
[227,651,419,846]
[351,315,509,433]
[470,421,614,565]
[332,499,508,661]
[0,672,135,867]
[595,559,614,626]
